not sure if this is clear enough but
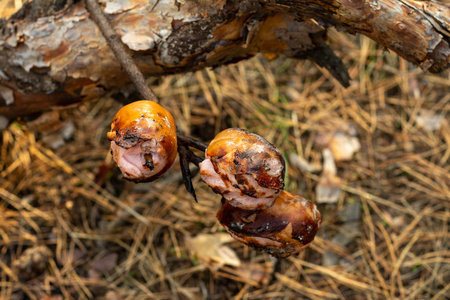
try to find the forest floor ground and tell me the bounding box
[1,0,449,299]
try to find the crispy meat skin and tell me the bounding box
[200,158,280,210]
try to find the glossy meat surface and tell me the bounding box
[107,100,177,182]
[217,190,322,257]
[200,158,280,210]
[200,128,285,210]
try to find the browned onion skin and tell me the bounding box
[200,128,285,210]
[217,190,322,257]
[107,100,177,182]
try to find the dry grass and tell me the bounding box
[1,1,449,299]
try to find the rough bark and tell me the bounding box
[0,0,448,119]
[278,0,449,72]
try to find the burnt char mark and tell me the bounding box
[217,201,288,237]
[242,212,288,236]
[144,153,154,171]
[241,188,256,197]
[235,174,258,196]
[235,149,260,174]
[217,201,259,228]
[219,173,231,186]
[235,174,249,186]
[236,150,285,189]
[235,149,254,161]
[210,156,226,174]
[114,131,154,148]
[212,187,227,195]
[123,133,140,144]
[115,133,143,148]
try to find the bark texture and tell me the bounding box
[0,0,448,119]
[279,0,449,72]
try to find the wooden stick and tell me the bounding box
[84,0,157,102]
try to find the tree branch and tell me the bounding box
[275,0,449,72]
[0,0,448,119]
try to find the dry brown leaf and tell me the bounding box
[288,153,322,173]
[185,233,241,268]
[315,130,360,162]
[328,132,360,162]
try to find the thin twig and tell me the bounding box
[178,144,199,202]
[84,0,207,150]
[84,0,157,102]
[177,134,208,152]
